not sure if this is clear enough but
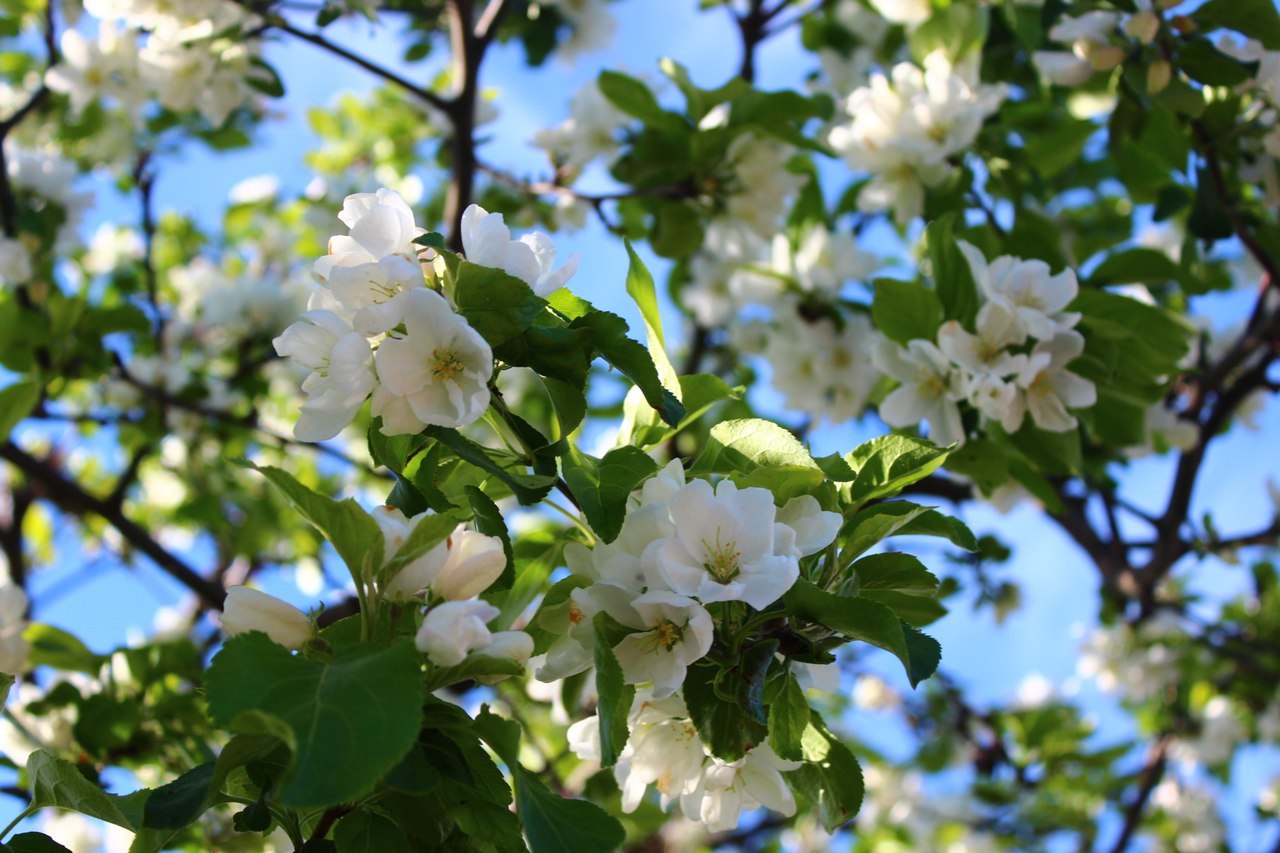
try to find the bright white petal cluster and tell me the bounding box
[875,244,1094,444]
[44,0,269,127]
[761,311,881,425]
[828,53,1006,224]
[275,188,496,441]
[532,79,627,175]
[538,462,839,697]
[460,204,579,298]
[568,688,801,832]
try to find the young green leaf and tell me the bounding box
[243,462,385,583]
[871,279,945,345]
[787,712,864,831]
[562,445,658,543]
[592,613,635,768]
[768,673,810,762]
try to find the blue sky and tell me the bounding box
[9,1,1280,847]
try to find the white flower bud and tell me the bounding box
[220,586,313,650]
[416,600,499,667]
[1125,10,1161,45]
[1147,59,1173,95]
[430,528,507,601]
[375,507,449,601]
[474,630,535,684]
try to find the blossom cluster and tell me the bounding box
[681,220,884,425]
[828,52,1006,224]
[874,244,1096,446]
[273,189,576,441]
[538,457,839,696]
[220,503,532,672]
[45,0,266,127]
[568,688,801,833]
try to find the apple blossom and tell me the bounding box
[611,591,713,698]
[459,204,579,297]
[873,338,965,447]
[220,586,312,650]
[272,309,376,441]
[648,478,802,610]
[416,600,500,667]
[372,288,493,433]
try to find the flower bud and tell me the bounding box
[1125,10,1160,45]
[376,505,450,601]
[430,528,507,601]
[1080,42,1127,72]
[475,630,535,684]
[1147,59,1173,95]
[416,600,499,667]
[221,586,312,650]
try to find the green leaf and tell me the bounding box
[785,580,940,686]
[682,662,768,762]
[0,380,39,440]
[592,614,635,769]
[788,712,864,831]
[624,241,666,350]
[244,462,384,583]
[424,426,555,505]
[332,810,414,853]
[1178,38,1257,86]
[1089,248,1184,287]
[27,751,135,829]
[23,623,103,674]
[514,767,626,853]
[597,70,688,132]
[0,672,12,707]
[871,279,944,345]
[570,309,683,426]
[142,763,215,830]
[562,446,658,543]
[926,214,980,327]
[842,435,951,507]
[5,832,73,853]
[651,200,707,260]
[1195,0,1280,50]
[699,418,820,479]
[205,634,424,809]
[767,674,809,762]
[450,260,548,348]
[619,373,740,448]
[852,553,939,595]
[840,501,933,561]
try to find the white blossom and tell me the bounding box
[829,53,1005,223]
[220,586,312,649]
[873,338,965,446]
[459,204,579,297]
[0,237,31,284]
[611,591,713,699]
[763,312,881,424]
[272,310,376,441]
[1010,330,1097,433]
[959,242,1081,344]
[680,744,802,833]
[372,288,493,434]
[648,478,831,609]
[416,600,499,667]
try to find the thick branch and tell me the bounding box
[443,0,479,249]
[0,442,227,609]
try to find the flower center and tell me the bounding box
[701,532,741,583]
[431,347,464,382]
[652,619,684,651]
